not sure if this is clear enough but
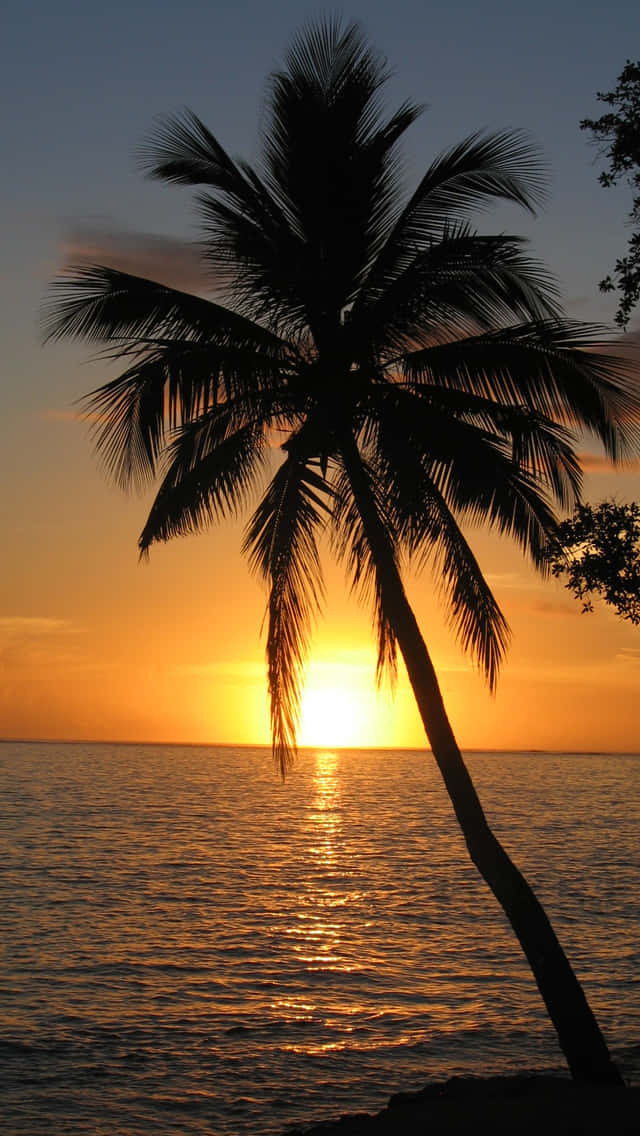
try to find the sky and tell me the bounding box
[2,0,640,751]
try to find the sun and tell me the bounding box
[294,657,415,749]
[298,684,367,748]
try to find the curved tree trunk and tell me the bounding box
[341,434,623,1086]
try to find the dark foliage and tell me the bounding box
[581,61,640,328]
[546,500,640,623]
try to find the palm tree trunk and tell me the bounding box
[340,433,623,1086]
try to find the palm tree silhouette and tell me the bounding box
[45,20,636,1084]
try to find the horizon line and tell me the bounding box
[1,736,639,757]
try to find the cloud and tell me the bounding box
[579,451,640,474]
[615,647,640,667]
[175,660,266,680]
[0,616,78,635]
[60,223,211,295]
[40,408,107,425]
[483,572,524,590]
[0,617,109,678]
[529,598,580,617]
[40,409,82,422]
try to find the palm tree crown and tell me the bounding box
[45,19,638,775]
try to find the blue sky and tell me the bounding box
[5,0,638,396]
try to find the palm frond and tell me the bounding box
[139,411,266,554]
[43,264,288,349]
[243,456,330,775]
[397,127,547,234]
[354,228,561,356]
[43,265,294,487]
[432,439,559,567]
[367,412,511,687]
[139,106,319,334]
[196,193,312,336]
[140,107,301,262]
[356,128,547,308]
[381,383,583,510]
[82,338,294,490]
[401,321,640,461]
[364,383,562,565]
[415,494,510,692]
[139,108,250,195]
[330,460,399,688]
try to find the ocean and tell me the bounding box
[1,742,638,1134]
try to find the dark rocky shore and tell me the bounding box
[283,1074,639,1135]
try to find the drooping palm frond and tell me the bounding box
[81,338,294,490]
[401,322,640,460]
[354,228,561,356]
[410,490,511,693]
[330,455,399,689]
[379,382,584,510]
[44,265,294,487]
[366,405,510,688]
[361,379,560,563]
[243,455,331,774]
[428,437,560,567]
[506,412,583,510]
[138,411,267,555]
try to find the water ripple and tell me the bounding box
[1,743,638,1134]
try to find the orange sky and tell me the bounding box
[2,388,640,751]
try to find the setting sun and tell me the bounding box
[299,686,365,748]
[296,660,407,748]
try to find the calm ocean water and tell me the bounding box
[1,743,638,1134]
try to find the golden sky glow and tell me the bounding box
[1,438,639,751]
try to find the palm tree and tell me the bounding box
[45,19,637,1085]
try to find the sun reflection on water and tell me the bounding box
[290,751,358,970]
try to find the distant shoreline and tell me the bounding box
[2,738,640,756]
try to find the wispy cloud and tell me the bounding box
[0,617,114,678]
[175,660,266,680]
[579,450,640,474]
[0,616,79,635]
[60,223,211,295]
[40,408,107,424]
[484,572,524,590]
[529,598,580,617]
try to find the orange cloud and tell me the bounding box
[61,224,210,294]
[530,598,580,617]
[40,408,107,424]
[578,451,640,473]
[0,616,76,634]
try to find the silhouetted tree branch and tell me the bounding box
[581,61,640,329]
[546,500,640,622]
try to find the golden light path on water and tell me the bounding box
[302,750,343,966]
[273,751,413,1055]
